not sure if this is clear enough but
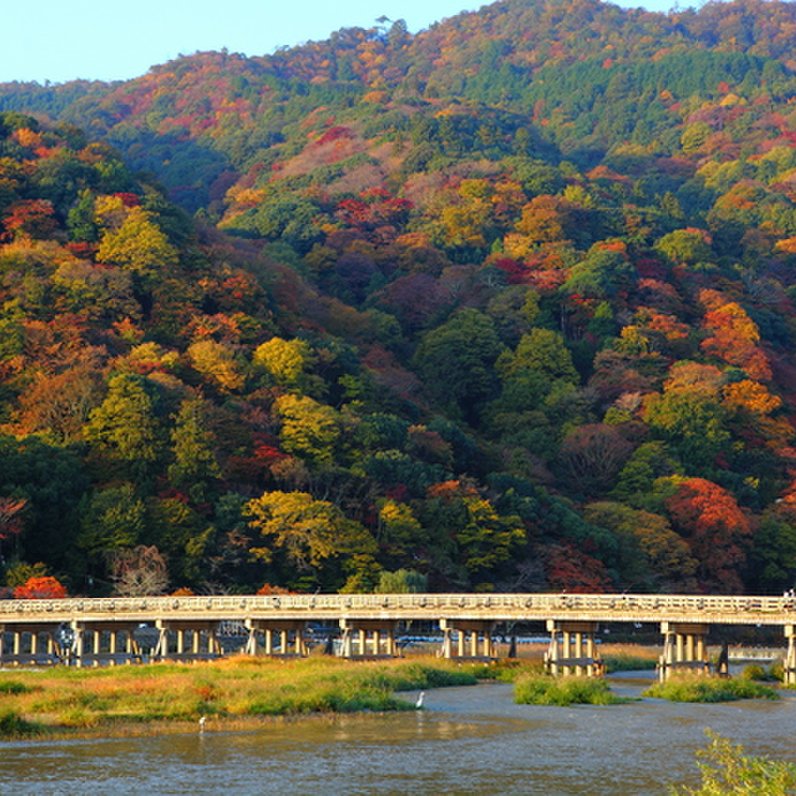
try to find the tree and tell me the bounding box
[253,336,314,385]
[109,545,169,596]
[558,424,633,495]
[168,398,221,501]
[84,373,163,478]
[665,477,752,593]
[375,569,428,593]
[13,575,67,599]
[274,394,340,466]
[77,484,147,566]
[246,490,376,586]
[584,501,697,591]
[96,206,178,277]
[498,328,578,384]
[186,339,245,392]
[413,309,503,421]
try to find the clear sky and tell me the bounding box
[3,0,677,85]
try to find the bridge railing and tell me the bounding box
[0,592,793,622]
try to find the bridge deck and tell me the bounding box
[1,593,794,627]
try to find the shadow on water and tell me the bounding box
[2,676,796,796]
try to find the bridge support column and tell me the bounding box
[785,625,796,686]
[244,620,308,657]
[438,619,496,660]
[154,620,223,661]
[544,621,602,677]
[337,619,400,659]
[658,622,709,681]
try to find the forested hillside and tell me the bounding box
[2,0,796,598]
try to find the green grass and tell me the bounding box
[0,680,33,695]
[514,674,629,706]
[0,710,42,737]
[643,674,779,703]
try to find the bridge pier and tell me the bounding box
[785,625,796,686]
[69,622,143,666]
[244,619,308,657]
[658,622,709,681]
[0,623,63,665]
[544,620,602,676]
[338,618,400,658]
[153,620,222,661]
[439,619,496,660]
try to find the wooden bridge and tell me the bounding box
[1,592,795,683]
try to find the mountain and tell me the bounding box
[2,0,796,598]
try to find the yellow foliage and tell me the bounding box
[187,339,244,391]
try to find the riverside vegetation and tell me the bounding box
[0,655,509,738]
[643,673,780,703]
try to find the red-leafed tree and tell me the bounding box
[543,544,612,593]
[13,576,68,600]
[665,477,752,593]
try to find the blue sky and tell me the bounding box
[3,0,677,85]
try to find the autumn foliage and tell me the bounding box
[13,576,68,600]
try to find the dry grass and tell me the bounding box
[0,656,487,738]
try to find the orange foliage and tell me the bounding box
[256,583,295,595]
[13,576,68,600]
[722,379,782,416]
[699,291,772,380]
[426,480,479,500]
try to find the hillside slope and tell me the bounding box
[1,0,796,597]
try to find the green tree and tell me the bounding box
[413,308,503,421]
[274,394,340,466]
[375,569,428,593]
[77,484,147,572]
[84,374,163,478]
[168,398,221,502]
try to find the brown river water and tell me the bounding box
[1,672,795,795]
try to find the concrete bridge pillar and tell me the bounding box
[337,619,399,659]
[544,621,602,677]
[438,619,496,660]
[244,619,308,657]
[658,622,709,681]
[785,625,796,686]
[154,620,223,661]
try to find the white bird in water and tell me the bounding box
[199,716,207,731]
[415,691,425,709]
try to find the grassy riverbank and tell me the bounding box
[0,655,502,738]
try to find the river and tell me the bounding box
[2,672,795,795]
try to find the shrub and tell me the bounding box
[514,674,628,706]
[643,675,778,703]
[670,730,796,794]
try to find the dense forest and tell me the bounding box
[2,0,796,598]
